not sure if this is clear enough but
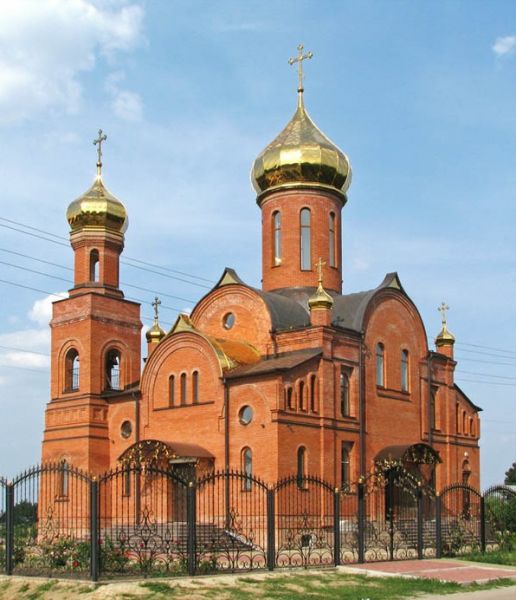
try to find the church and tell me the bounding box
[41,48,481,493]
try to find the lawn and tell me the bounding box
[460,549,516,567]
[0,571,515,600]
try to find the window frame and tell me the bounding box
[242,447,253,491]
[297,446,307,489]
[375,343,385,387]
[272,210,281,266]
[329,212,336,268]
[340,368,350,417]
[105,349,121,391]
[401,349,409,392]
[300,208,312,271]
[341,444,350,490]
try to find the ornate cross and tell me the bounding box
[288,44,313,92]
[152,296,161,321]
[438,301,449,326]
[93,129,107,174]
[315,257,326,285]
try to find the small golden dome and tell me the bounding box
[251,93,352,200]
[146,320,166,344]
[435,324,455,347]
[308,282,334,311]
[67,174,128,234]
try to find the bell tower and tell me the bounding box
[251,45,352,294]
[42,130,142,474]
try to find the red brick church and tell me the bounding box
[41,54,481,492]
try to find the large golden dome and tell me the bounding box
[251,93,352,200]
[67,174,128,234]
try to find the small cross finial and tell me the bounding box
[152,296,161,321]
[438,302,450,326]
[288,43,313,93]
[315,257,326,286]
[93,129,107,176]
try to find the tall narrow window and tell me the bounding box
[65,348,80,391]
[310,375,317,412]
[329,212,336,267]
[341,445,350,489]
[462,410,467,434]
[300,208,311,270]
[456,403,460,433]
[89,249,99,282]
[169,375,175,407]
[430,390,436,430]
[376,343,385,387]
[242,447,252,491]
[286,387,294,410]
[297,446,306,488]
[192,371,199,404]
[59,459,69,497]
[105,349,121,390]
[401,349,409,392]
[273,211,281,265]
[181,373,187,406]
[299,380,305,411]
[340,369,350,416]
[123,466,131,497]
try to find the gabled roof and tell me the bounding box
[454,383,483,412]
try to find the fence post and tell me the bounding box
[5,482,14,576]
[357,480,365,564]
[334,488,341,566]
[435,493,442,559]
[90,478,99,582]
[417,485,423,560]
[266,489,275,571]
[187,481,197,576]
[480,495,486,553]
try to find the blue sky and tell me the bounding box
[0,0,514,486]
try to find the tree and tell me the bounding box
[505,462,516,485]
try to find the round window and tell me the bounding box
[223,312,235,330]
[239,405,253,425]
[120,420,132,439]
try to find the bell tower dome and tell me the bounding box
[251,45,352,294]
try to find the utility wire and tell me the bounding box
[0,345,48,357]
[456,370,516,381]
[456,378,516,387]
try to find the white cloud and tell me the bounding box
[105,70,143,121]
[492,35,516,57]
[0,328,50,369]
[28,293,62,327]
[0,0,144,125]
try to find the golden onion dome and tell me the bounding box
[67,174,128,234]
[308,281,334,311]
[435,324,455,347]
[251,92,352,199]
[146,320,166,344]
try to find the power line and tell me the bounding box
[457,341,516,357]
[455,355,516,367]
[455,347,516,361]
[456,378,516,387]
[0,364,49,374]
[0,345,49,357]
[456,370,516,381]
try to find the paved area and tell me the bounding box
[341,558,516,584]
[418,588,516,600]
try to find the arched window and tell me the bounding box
[376,343,385,387]
[300,208,311,270]
[273,211,281,265]
[469,417,474,436]
[462,410,467,434]
[297,446,306,488]
[340,369,350,416]
[59,459,69,497]
[242,447,252,491]
[430,389,436,430]
[456,403,460,433]
[123,466,131,497]
[310,375,317,412]
[299,380,305,411]
[286,387,294,410]
[180,373,187,406]
[65,348,80,391]
[192,371,199,404]
[341,444,350,489]
[329,212,336,267]
[89,249,99,282]
[105,349,121,390]
[401,349,409,392]
[169,375,175,407]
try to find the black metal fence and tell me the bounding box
[0,463,514,581]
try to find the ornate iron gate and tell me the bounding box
[483,485,516,551]
[274,475,334,568]
[195,470,269,572]
[97,465,188,577]
[339,483,359,563]
[11,463,91,578]
[439,483,482,556]
[363,469,422,561]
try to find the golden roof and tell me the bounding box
[66,174,128,234]
[251,92,352,200]
[308,282,334,311]
[146,320,166,344]
[435,324,455,347]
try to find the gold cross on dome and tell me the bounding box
[93,129,107,175]
[152,296,161,321]
[288,44,313,92]
[438,301,450,326]
[315,257,326,285]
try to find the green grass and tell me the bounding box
[460,549,516,566]
[26,580,59,600]
[140,581,175,594]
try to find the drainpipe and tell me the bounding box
[359,332,366,476]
